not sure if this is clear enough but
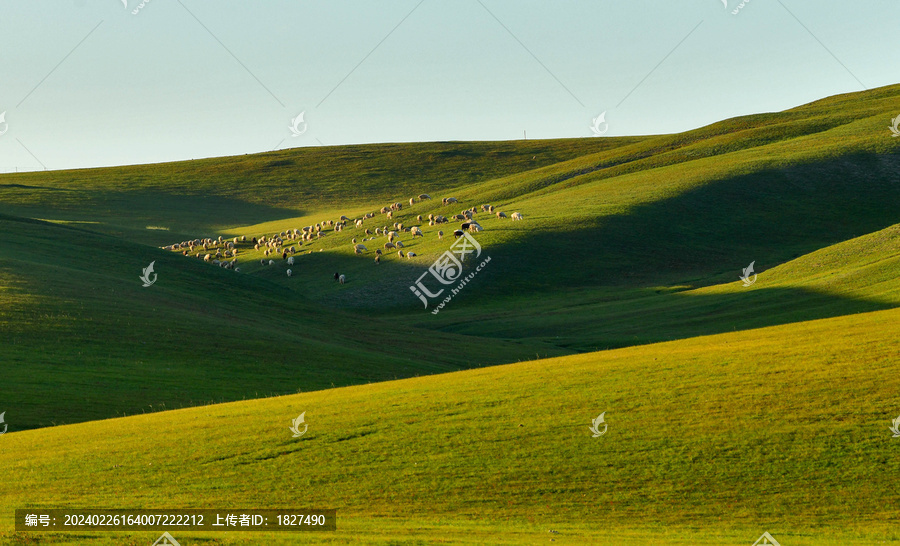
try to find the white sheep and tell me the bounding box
[511,212,524,220]
[411,226,423,237]
[419,193,431,200]
[269,260,275,266]
[287,256,295,265]
[496,211,508,219]
[339,274,346,284]
[287,269,292,277]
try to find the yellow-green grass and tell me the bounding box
[3,307,900,544]
[4,83,900,434]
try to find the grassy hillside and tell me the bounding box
[0,138,641,243]
[422,222,900,351]
[0,212,569,431]
[2,84,900,434]
[3,307,899,545]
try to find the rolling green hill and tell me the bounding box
[0,212,568,431]
[3,307,899,545]
[2,83,900,435]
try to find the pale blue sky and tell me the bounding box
[1,0,898,173]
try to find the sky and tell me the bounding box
[0,0,898,173]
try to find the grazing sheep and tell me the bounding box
[416,215,423,221]
[409,198,415,206]
[438,230,444,239]
[241,235,247,242]
[453,230,464,238]
[454,214,467,221]
[469,223,483,233]
[235,267,241,272]
[380,206,390,214]
[287,269,292,277]
[356,219,364,228]
[384,242,396,249]
[387,231,397,242]
[354,244,368,254]
[374,256,381,264]
[268,260,275,266]
[340,215,350,222]
[375,249,382,255]
[511,212,524,220]
[287,256,295,265]
[339,274,346,284]
[419,193,431,200]
[496,211,508,219]
[260,259,266,265]
[365,228,372,236]
[442,197,458,205]
[352,238,357,244]
[387,211,393,219]
[203,254,212,262]
[411,226,424,237]
[398,250,405,258]
[407,252,417,258]
[396,241,404,248]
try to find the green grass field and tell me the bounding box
[2,83,900,544]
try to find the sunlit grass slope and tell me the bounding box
[3,307,899,545]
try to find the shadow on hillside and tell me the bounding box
[0,189,303,244]
[436,285,897,353]
[477,152,900,293]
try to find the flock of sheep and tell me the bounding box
[162,193,524,283]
